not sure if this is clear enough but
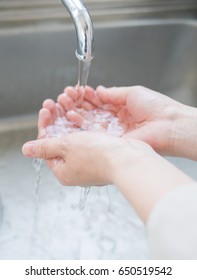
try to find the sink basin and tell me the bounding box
[0,129,150,260]
[0,8,197,259]
[0,18,197,120]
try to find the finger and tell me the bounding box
[101,104,119,114]
[46,157,64,172]
[38,108,53,130]
[42,99,58,122]
[96,86,129,105]
[117,106,129,122]
[55,103,65,118]
[76,86,97,110]
[81,100,96,111]
[22,138,64,159]
[57,93,75,111]
[83,86,103,107]
[66,110,84,127]
[64,86,80,102]
[37,108,53,138]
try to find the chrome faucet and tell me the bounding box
[61,0,95,62]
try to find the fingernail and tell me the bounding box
[22,141,36,157]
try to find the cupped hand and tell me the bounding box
[37,86,128,138]
[23,125,151,187]
[57,85,193,157]
[22,96,154,187]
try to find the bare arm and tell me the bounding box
[109,143,194,222]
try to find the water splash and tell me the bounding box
[106,186,114,214]
[30,158,44,257]
[78,59,91,88]
[46,109,125,137]
[32,158,43,202]
[76,59,91,104]
[78,187,91,210]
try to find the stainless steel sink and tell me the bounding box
[0,1,197,259]
[0,19,197,122]
[0,1,197,122]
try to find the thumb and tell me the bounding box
[96,86,129,105]
[22,138,63,159]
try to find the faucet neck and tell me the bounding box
[61,0,95,62]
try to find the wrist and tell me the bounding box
[108,141,193,222]
[168,105,197,160]
[107,140,156,185]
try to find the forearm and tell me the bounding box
[109,147,194,222]
[167,105,197,160]
[147,183,197,259]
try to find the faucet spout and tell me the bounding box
[61,0,95,62]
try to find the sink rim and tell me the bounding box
[0,18,197,37]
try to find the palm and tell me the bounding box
[38,86,129,137]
